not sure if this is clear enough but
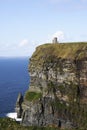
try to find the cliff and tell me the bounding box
[16,42,87,129]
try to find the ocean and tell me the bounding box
[0,57,29,117]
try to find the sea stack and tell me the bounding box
[15,93,23,118]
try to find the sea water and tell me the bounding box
[0,57,29,117]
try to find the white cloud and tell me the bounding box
[52,31,65,41]
[19,39,29,47]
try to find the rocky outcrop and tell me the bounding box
[15,93,23,118]
[17,43,87,129]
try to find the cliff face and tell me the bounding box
[20,43,87,128]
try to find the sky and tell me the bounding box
[0,0,87,57]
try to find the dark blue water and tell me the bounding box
[0,57,29,117]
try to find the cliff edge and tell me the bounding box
[16,42,87,129]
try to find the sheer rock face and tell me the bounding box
[29,58,87,103]
[21,43,87,128]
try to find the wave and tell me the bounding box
[6,112,22,122]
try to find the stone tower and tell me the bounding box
[52,37,58,43]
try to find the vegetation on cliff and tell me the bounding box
[0,117,86,130]
[0,118,60,130]
[45,81,87,129]
[25,91,42,102]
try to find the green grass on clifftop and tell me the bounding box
[32,42,87,61]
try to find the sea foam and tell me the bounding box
[6,112,22,122]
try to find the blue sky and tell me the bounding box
[0,0,87,57]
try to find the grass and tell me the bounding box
[0,118,80,130]
[0,118,62,130]
[24,91,42,102]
